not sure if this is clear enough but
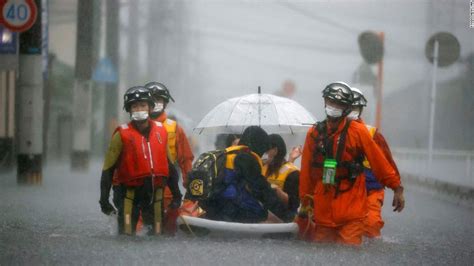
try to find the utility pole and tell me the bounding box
[42,0,50,166]
[424,33,460,165]
[145,1,187,101]
[374,32,384,129]
[126,1,140,86]
[357,30,384,128]
[104,0,119,146]
[17,0,43,184]
[71,0,97,170]
[146,0,159,80]
[0,27,16,171]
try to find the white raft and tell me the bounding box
[178,215,298,237]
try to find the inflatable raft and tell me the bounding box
[177,215,298,238]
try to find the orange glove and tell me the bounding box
[179,199,205,217]
[295,195,314,241]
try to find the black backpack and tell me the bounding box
[186,149,227,201]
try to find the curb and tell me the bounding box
[402,173,474,208]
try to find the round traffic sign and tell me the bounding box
[1,0,37,32]
[425,32,460,67]
[358,31,384,64]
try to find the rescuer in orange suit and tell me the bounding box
[297,82,405,246]
[145,82,195,233]
[347,87,402,238]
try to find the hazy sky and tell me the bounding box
[48,0,473,125]
[187,0,472,121]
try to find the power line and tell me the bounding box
[206,42,329,77]
[277,2,420,55]
[189,26,355,54]
[277,2,358,33]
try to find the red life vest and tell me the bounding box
[116,121,169,186]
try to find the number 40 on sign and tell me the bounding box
[0,0,37,32]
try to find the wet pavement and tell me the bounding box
[0,161,473,265]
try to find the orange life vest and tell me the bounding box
[163,118,178,163]
[116,121,169,186]
[362,124,377,169]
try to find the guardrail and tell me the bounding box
[392,148,473,189]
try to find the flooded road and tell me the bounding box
[0,161,472,265]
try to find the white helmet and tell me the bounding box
[350,87,367,107]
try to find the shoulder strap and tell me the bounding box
[310,120,328,167]
[312,120,327,140]
[335,120,352,163]
[333,120,359,198]
[326,120,351,160]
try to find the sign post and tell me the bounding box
[424,32,460,165]
[14,0,43,184]
[357,31,384,128]
[428,40,439,166]
[92,57,118,84]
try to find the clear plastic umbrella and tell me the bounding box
[194,90,316,134]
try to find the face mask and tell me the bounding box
[261,152,269,161]
[153,103,164,113]
[325,105,343,118]
[347,110,360,120]
[131,111,149,121]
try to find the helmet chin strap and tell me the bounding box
[150,101,167,118]
[132,118,148,124]
[327,115,343,122]
[150,111,163,119]
[342,107,351,117]
[131,119,150,133]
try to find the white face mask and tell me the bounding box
[347,110,360,120]
[131,111,149,121]
[153,103,164,113]
[325,105,343,118]
[261,152,269,161]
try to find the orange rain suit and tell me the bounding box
[154,112,194,208]
[356,119,401,238]
[299,118,401,245]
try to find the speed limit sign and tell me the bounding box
[0,0,37,32]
